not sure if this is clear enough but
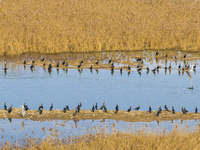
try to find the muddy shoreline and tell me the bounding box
[1,108,200,122]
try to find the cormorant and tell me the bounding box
[164,104,169,111]
[96,61,99,65]
[57,61,59,67]
[156,51,158,55]
[137,68,142,72]
[127,106,131,112]
[92,105,95,112]
[195,106,198,113]
[108,59,112,63]
[38,103,43,111]
[81,59,83,64]
[8,104,12,113]
[104,105,108,113]
[165,66,167,70]
[43,63,45,67]
[100,102,105,110]
[89,65,92,70]
[62,60,65,65]
[4,102,7,110]
[178,63,181,69]
[114,103,119,113]
[193,64,196,69]
[172,106,175,114]
[149,105,151,113]
[30,64,34,69]
[169,64,171,69]
[165,54,168,57]
[63,107,66,113]
[184,107,188,112]
[95,103,98,110]
[39,107,42,114]
[41,57,44,61]
[128,65,131,70]
[24,103,30,111]
[49,103,53,111]
[23,60,26,64]
[66,105,69,110]
[184,54,186,58]
[135,105,140,111]
[32,60,35,64]
[152,68,156,72]
[156,111,160,116]
[189,86,194,89]
[78,63,81,68]
[147,66,149,71]
[158,106,162,113]
[120,67,122,73]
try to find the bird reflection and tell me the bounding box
[165,70,167,75]
[78,69,81,74]
[21,121,25,131]
[96,69,99,74]
[24,65,26,70]
[178,70,180,76]
[157,121,159,125]
[128,71,130,76]
[48,69,52,74]
[57,69,59,74]
[186,71,192,83]
[182,70,184,76]
[8,118,12,123]
[66,69,68,74]
[169,69,171,74]
[90,69,92,74]
[146,70,149,75]
[137,71,141,76]
[111,70,114,76]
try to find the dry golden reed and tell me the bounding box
[3,125,200,150]
[0,0,200,56]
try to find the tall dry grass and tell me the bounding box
[0,0,200,56]
[2,124,200,149]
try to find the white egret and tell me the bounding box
[21,105,25,117]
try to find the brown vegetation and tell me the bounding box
[0,0,200,56]
[2,124,200,149]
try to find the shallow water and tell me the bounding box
[0,50,200,142]
[0,118,199,142]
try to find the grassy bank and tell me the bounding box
[0,0,200,56]
[2,125,200,149]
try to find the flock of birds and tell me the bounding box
[2,52,197,76]
[2,102,198,117]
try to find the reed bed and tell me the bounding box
[0,0,200,56]
[2,124,200,149]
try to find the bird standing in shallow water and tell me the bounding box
[49,103,53,111]
[8,104,12,113]
[4,102,7,110]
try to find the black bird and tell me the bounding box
[104,105,108,113]
[149,105,151,113]
[120,67,123,73]
[79,102,82,108]
[128,65,131,70]
[172,106,175,114]
[8,104,12,113]
[195,106,198,113]
[152,68,156,72]
[63,107,66,113]
[156,51,158,55]
[135,105,140,111]
[147,66,149,71]
[111,67,114,73]
[30,64,34,69]
[158,106,162,113]
[89,65,93,70]
[92,104,95,112]
[95,103,98,110]
[81,59,83,64]
[96,61,99,65]
[100,102,105,110]
[165,66,167,70]
[66,105,69,110]
[127,106,131,112]
[39,107,43,114]
[78,63,81,68]
[164,104,169,111]
[165,54,168,58]
[24,103,30,111]
[32,60,35,64]
[77,105,80,113]
[181,107,186,114]
[108,59,112,63]
[73,110,78,116]
[169,63,171,69]
[137,68,142,72]
[156,111,160,116]
[114,103,119,113]
[57,61,59,67]
[184,54,186,58]
[43,63,45,67]
[4,102,7,110]
[178,63,181,69]
[41,57,44,61]
[23,60,26,64]
[184,107,188,113]
[62,60,65,65]
[38,103,43,111]
[49,103,53,111]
